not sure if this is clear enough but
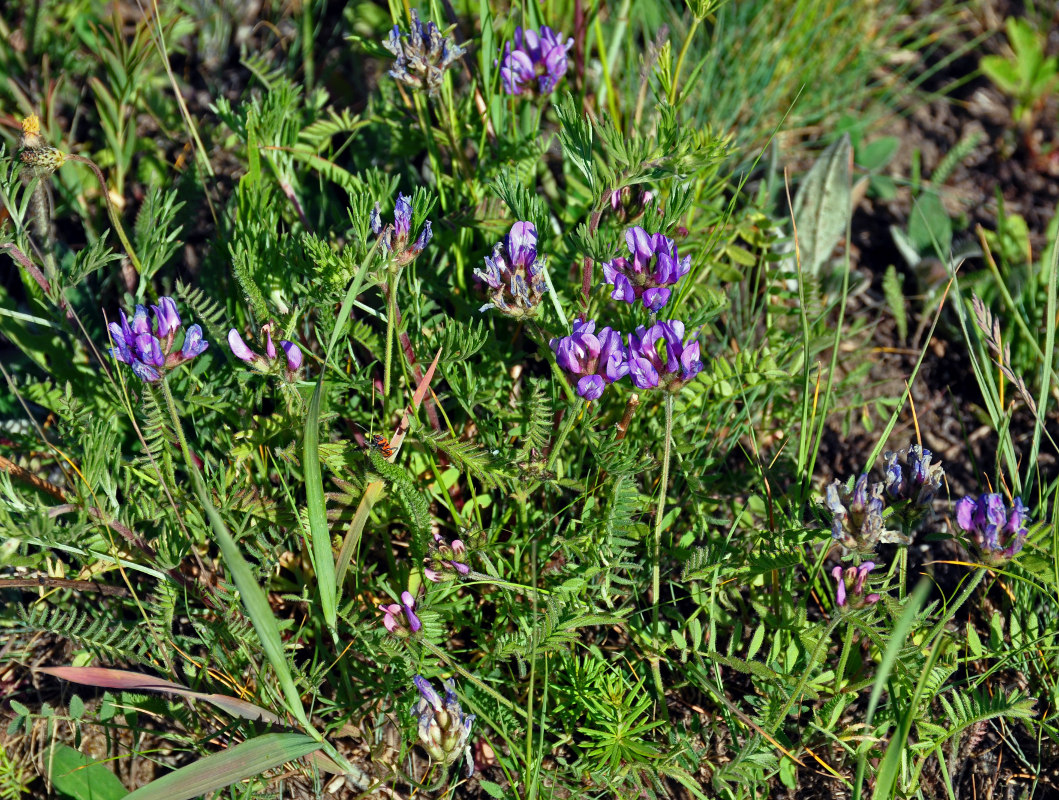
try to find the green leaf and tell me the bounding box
[68,694,85,720]
[791,133,852,278]
[185,461,311,731]
[479,780,507,799]
[857,137,899,172]
[123,734,321,800]
[980,55,1019,95]
[49,743,127,800]
[907,191,952,258]
[882,265,908,341]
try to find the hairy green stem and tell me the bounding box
[383,271,398,400]
[922,567,987,647]
[649,392,675,720]
[419,638,527,720]
[834,620,856,691]
[28,176,56,279]
[545,398,584,473]
[67,154,142,279]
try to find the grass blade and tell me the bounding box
[122,733,321,800]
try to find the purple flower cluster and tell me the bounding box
[550,318,702,399]
[228,324,302,379]
[499,26,573,97]
[884,444,943,509]
[602,226,691,312]
[827,444,949,554]
[831,561,881,610]
[550,320,628,400]
[954,493,1030,564]
[475,221,547,318]
[371,193,432,267]
[826,475,890,553]
[609,186,654,224]
[380,590,421,637]
[425,532,471,582]
[412,675,476,777]
[108,297,208,383]
[383,10,465,97]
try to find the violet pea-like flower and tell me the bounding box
[626,320,703,392]
[602,227,691,312]
[411,675,475,776]
[499,26,573,97]
[380,590,422,637]
[108,296,207,383]
[550,319,629,400]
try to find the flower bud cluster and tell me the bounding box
[424,532,471,582]
[608,186,654,224]
[228,324,302,380]
[831,561,881,611]
[371,193,432,268]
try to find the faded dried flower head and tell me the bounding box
[383,10,466,97]
[18,115,67,175]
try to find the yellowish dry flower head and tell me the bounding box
[17,114,66,173]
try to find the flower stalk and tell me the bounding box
[649,392,675,720]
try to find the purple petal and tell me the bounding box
[507,221,538,268]
[642,287,670,312]
[394,194,412,238]
[832,566,847,607]
[576,375,605,400]
[370,203,382,235]
[625,227,653,265]
[153,297,182,337]
[281,341,302,371]
[413,675,444,711]
[412,220,432,254]
[130,361,161,383]
[609,273,637,304]
[265,331,277,360]
[181,324,208,358]
[228,329,256,362]
[954,497,976,532]
[130,305,151,336]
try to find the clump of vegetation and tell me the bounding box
[0,2,1056,799]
